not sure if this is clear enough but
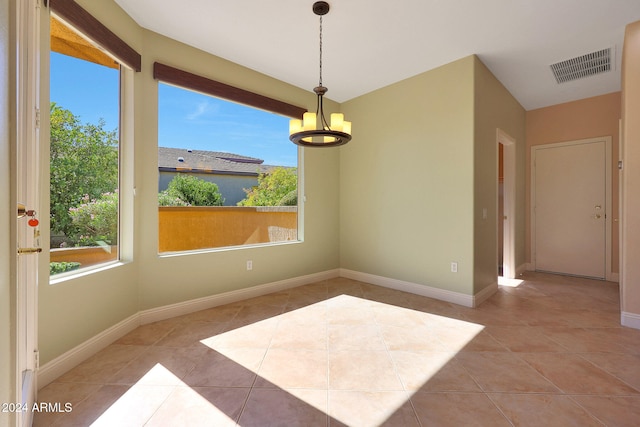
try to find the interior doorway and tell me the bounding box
[498,129,516,279]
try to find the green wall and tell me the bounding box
[340,57,476,294]
[340,55,525,297]
[472,57,526,293]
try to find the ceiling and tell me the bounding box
[114,0,640,110]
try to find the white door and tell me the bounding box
[533,138,609,279]
[15,0,41,425]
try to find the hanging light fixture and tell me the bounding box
[289,1,352,147]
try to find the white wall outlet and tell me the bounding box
[246,260,253,271]
[451,262,458,273]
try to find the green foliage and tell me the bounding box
[159,174,224,206]
[158,191,191,206]
[50,103,119,239]
[278,189,298,206]
[49,262,81,275]
[238,167,298,207]
[69,191,118,246]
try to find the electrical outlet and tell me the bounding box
[451,262,458,273]
[246,260,253,271]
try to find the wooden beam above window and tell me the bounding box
[48,0,141,72]
[153,62,307,119]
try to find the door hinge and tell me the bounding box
[35,108,40,129]
[34,350,39,369]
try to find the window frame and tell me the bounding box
[47,0,139,282]
[154,63,306,254]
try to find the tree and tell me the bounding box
[69,191,118,246]
[50,103,119,240]
[237,167,297,206]
[159,174,224,206]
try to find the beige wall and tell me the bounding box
[525,92,621,272]
[621,20,640,318]
[473,57,526,293]
[37,0,341,365]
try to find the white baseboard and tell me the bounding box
[621,311,640,330]
[139,269,340,324]
[38,313,140,389]
[339,269,478,308]
[474,282,498,307]
[37,269,340,389]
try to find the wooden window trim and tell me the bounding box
[153,62,306,119]
[47,0,141,72]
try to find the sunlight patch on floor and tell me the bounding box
[498,276,524,287]
[198,295,483,426]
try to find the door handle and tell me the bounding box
[18,248,42,255]
[18,203,27,219]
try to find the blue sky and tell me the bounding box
[50,52,297,167]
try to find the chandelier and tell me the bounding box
[289,1,352,147]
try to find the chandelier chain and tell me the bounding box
[319,15,323,87]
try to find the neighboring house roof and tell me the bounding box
[158,147,275,176]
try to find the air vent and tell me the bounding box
[550,48,611,84]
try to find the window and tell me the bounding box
[49,15,121,276]
[155,64,305,253]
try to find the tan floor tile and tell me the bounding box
[329,350,403,390]
[270,319,327,350]
[378,323,447,351]
[238,388,328,427]
[173,302,243,324]
[580,352,640,391]
[87,384,174,427]
[256,349,328,389]
[390,351,480,392]
[411,392,511,426]
[107,346,208,385]
[371,303,428,327]
[455,352,559,392]
[40,273,638,425]
[205,317,278,349]
[539,327,631,353]
[154,320,227,348]
[56,345,147,384]
[519,353,639,395]
[328,390,419,426]
[328,324,387,351]
[486,326,569,352]
[146,386,250,427]
[327,305,377,325]
[280,301,327,323]
[182,347,266,387]
[114,319,178,345]
[440,329,508,352]
[489,393,603,427]
[571,395,640,427]
[45,384,130,427]
[33,382,102,427]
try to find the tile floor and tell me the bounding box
[34,272,640,426]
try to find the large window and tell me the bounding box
[49,15,121,276]
[155,65,303,253]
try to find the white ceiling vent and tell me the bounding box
[550,48,611,84]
